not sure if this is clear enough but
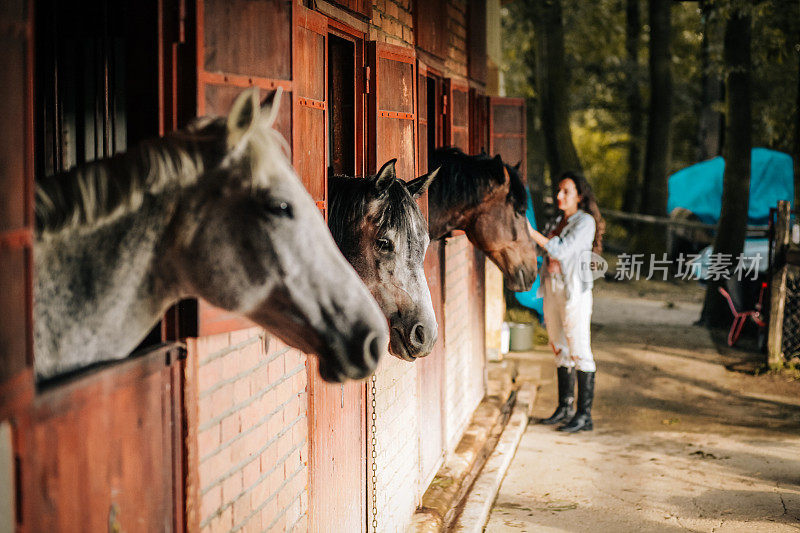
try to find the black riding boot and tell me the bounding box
[558,370,595,433]
[539,366,575,425]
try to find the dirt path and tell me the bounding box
[485,281,800,532]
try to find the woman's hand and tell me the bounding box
[529,227,550,248]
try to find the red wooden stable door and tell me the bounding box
[416,62,446,486]
[0,1,191,530]
[298,10,368,533]
[22,345,185,533]
[0,3,34,528]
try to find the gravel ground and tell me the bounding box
[485,279,800,532]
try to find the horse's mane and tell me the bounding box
[35,109,290,235]
[328,174,422,254]
[429,147,527,213]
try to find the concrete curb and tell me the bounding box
[450,402,530,532]
[408,363,517,532]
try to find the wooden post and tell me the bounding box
[768,200,791,366]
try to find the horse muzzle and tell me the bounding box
[505,266,537,292]
[389,321,438,361]
[318,326,385,382]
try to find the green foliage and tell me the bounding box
[572,109,629,210]
[751,0,800,154]
[501,0,799,213]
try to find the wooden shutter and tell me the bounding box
[489,97,526,180]
[467,0,487,85]
[417,63,430,201]
[292,5,328,212]
[0,0,34,384]
[445,78,470,152]
[367,42,417,180]
[195,0,293,335]
[414,0,448,59]
[469,89,489,155]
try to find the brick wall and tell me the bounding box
[443,234,484,449]
[370,0,414,46]
[190,328,309,533]
[373,356,420,532]
[445,0,468,77]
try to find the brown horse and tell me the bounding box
[428,147,537,291]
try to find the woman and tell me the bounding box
[529,172,604,433]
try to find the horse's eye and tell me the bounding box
[375,238,394,253]
[267,201,293,219]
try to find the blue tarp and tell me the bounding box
[667,147,794,225]
[514,189,544,316]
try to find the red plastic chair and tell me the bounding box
[718,282,767,347]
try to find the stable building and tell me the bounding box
[0,0,526,531]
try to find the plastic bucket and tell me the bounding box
[509,323,535,351]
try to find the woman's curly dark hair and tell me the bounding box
[558,171,605,254]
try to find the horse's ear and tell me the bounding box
[373,159,397,195]
[406,166,440,199]
[260,87,283,128]
[513,161,522,171]
[227,88,261,151]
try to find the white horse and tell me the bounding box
[34,88,388,382]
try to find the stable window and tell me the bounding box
[34,0,169,363]
[328,34,357,177]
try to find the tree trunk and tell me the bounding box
[701,4,753,327]
[622,0,643,214]
[532,0,582,196]
[641,0,672,220]
[526,97,549,229]
[696,0,724,161]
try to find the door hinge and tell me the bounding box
[442,94,448,115]
[365,66,371,94]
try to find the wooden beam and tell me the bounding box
[767,200,791,366]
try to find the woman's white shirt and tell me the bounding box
[536,209,596,301]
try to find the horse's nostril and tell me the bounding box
[410,324,426,348]
[363,331,382,369]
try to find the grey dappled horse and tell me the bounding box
[328,160,439,360]
[34,88,388,383]
[428,147,537,292]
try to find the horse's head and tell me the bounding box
[170,89,388,382]
[329,160,439,361]
[465,158,538,291]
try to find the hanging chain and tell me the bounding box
[370,373,378,533]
